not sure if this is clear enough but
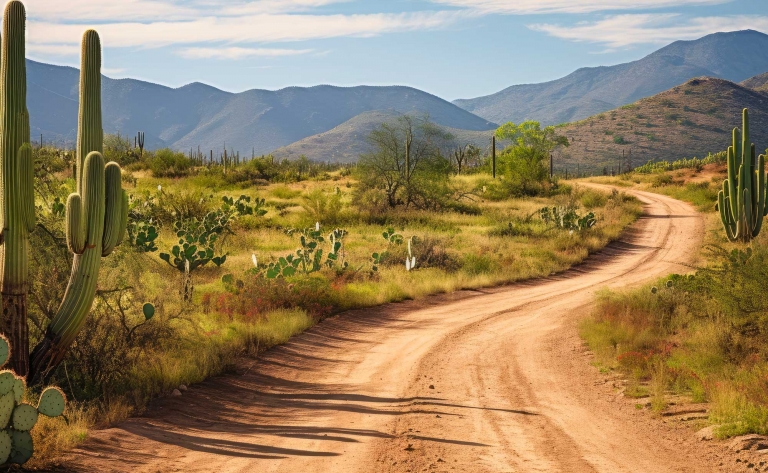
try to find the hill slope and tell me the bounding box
[27,60,496,154]
[742,72,768,92]
[454,30,768,126]
[271,110,494,163]
[556,76,768,171]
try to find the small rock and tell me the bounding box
[172,389,182,397]
[179,384,188,391]
[695,426,716,441]
[729,434,768,452]
[429,385,435,390]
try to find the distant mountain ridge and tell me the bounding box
[454,30,768,126]
[27,60,496,154]
[271,110,494,164]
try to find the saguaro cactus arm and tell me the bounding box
[718,109,767,242]
[29,30,127,382]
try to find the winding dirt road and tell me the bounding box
[62,187,718,472]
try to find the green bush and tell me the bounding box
[149,148,193,177]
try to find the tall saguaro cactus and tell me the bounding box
[0,1,34,376]
[29,29,128,382]
[718,108,768,242]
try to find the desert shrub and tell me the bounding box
[579,189,608,209]
[149,148,193,177]
[104,133,141,167]
[301,189,344,226]
[381,236,461,272]
[651,174,674,187]
[581,242,768,437]
[210,276,336,320]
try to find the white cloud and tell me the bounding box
[26,43,80,56]
[529,14,768,48]
[179,47,313,59]
[430,0,733,14]
[22,0,351,21]
[27,11,465,49]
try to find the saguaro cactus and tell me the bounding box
[0,1,34,376]
[718,108,767,242]
[29,29,128,381]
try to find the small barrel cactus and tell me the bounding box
[0,335,66,465]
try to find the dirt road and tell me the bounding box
[63,187,716,472]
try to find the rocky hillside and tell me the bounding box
[556,76,768,172]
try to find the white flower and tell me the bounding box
[315,222,320,232]
[252,254,258,268]
[406,259,411,271]
[411,257,416,269]
[157,185,162,192]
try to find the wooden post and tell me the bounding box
[491,135,496,179]
[549,154,554,179]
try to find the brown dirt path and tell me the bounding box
[59,186,721,473]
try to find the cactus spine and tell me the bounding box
[0,1,33,376]
[29,29,128,382]
[718,108,767,242]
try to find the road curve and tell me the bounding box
[63,187,713,473]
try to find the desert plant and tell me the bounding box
[262,226,348,278]
[0,1,36,375]
[539,206,596,231]
[371,227,403,271]
[29,29,129,382]
[718,108,767,242]
[0,335,67,465]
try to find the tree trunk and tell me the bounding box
[1,293,28,376]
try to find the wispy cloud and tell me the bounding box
[429,0,733,14]
[22,0,351,21]
[179,47,313,60]
[26,9,465,57]
[529,14,768,48]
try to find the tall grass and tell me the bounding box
[31,174,641,467]
[581,236,768,438]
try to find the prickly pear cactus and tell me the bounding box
[0,335,67,465]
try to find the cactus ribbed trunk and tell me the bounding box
[0,1,33,376]
[30,30,127,383]
[718,109,767,242]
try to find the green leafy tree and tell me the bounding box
[493,121,569,197]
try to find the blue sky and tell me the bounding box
[22,0,768,100]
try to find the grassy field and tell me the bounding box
[579,163,768,438]
[30,169,641,468]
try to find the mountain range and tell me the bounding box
[453,30,768,127]
[26,29,768,164]
[29,62,495,154]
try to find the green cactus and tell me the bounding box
[0,0,34,376]
[718,108,768,242]
[29,29,128,381]
[0,335,67,465]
